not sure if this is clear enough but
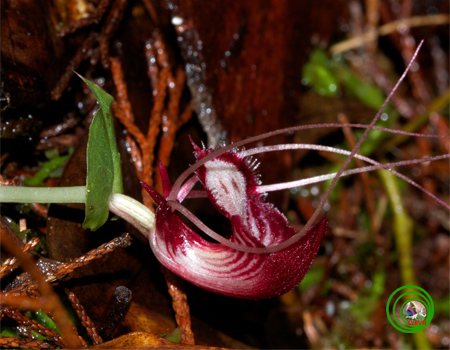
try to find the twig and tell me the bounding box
[6,234,131,300]
[67,291,103,345]
[98,0,129,69]
[99,286,132,339]
[110,58,145,180]
[1,237,40,278]
[330,14,450,54]
[145,38,160,93]
[110,26,194,343]
[338,114,377,237]
[142,65,169,194]
[364,0,380,54]
[154,68,186,194]
[52,0,129,99]
[51,32,99,100]
[0,221,81,348]
[0,293,44,311]
[0,336,53,349]
[59,0,113,37]
[429,36,449,95]
[2,307,65,347]
[160,267,195,345]
[45,233,132,283]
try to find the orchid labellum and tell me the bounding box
[142,144,328,299]
[138,41,449,299]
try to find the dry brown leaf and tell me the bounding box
[90,332,229,349]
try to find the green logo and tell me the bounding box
[386,285,434,333]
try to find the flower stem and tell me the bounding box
[0,185,154,239]
[0,186,86,203]
[378,169,431,350]
[108,193,154,237]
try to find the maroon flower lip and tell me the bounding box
[141,142,327,299]
[134,40,448,299]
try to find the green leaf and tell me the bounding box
[24,148,73,186]
[298,265,325,293]
[1,326,19,337]
[163,328,181,343]
[32,311,61,335]
[77,74,123,231]
[302,49,340,96]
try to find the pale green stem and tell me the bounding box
[378,169,431,350]
[108,193,154,237]
[0,185,154,239]
[0,186,86,203]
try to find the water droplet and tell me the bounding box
[172,16,183,26]
[410,62,419,72]
[340,301,350,310]
[325,301,335,316]
[381,113,388,121]
[429,325,439,334]
[300,189,309,197]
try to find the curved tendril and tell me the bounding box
[169,152,449,253]
[268,40,424,253]
[240,144,450,209]
[167,121,447,202]
[168,41,438,254]
[258,154,450,210]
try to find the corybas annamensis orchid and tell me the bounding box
[137,41,449,299]
[1,42,447,300]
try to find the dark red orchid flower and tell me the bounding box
[141,143,327,299]
[132,41,448,299]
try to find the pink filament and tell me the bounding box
[166,40,447,254]
[241,144,450,210]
